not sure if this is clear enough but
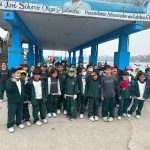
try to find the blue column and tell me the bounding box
[35,45,39,65]
[40,50,44,63]
[38,49,44,63]
[72,51,76,64]
[8,26,24,68]
[27,41,34,67]
[114,35,130,70]
[38,49,42,63]
[68,52,71,65]
[90,44,98,65]
[78,48,84,64]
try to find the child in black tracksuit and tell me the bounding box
[86,70,101,122]
[64,68,78,120]
[47,69,61,118]
[0,63,9,102]
[26,68,48,126]
[117,71,133,120]
[6,67,25,133]
[101,65,119,122]
[77,67,88,119]
[127,72,150,119]
[56,63,67,115]
[20,69,31,127]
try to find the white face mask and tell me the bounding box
[88,68,93,72]
[69,73,74,77]
[82,72,87,76]
[15,76,21,79]
[127,70,132,74]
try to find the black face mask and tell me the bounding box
[139,80,145,84]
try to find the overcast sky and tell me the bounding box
[44,28,150,58]
[0,27,150,58]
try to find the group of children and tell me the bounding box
[1,62,150,133]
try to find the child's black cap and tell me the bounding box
[9,67,22,75]
[33,68,42,75]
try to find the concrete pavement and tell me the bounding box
[0,101,150,150]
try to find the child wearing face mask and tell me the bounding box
[77,67,88,119]
[125,66,135,82]
[86,70,101,122]
[64,68,78,120]
[86,64,93,79]
[127,72,150,119]
[6,67,26,133]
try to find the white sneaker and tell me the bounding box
[94,116,99,121]
[52,113,57,118]
[42,119,48,124]
[35,121,42,126]
[8,127,15,133]
[38,112,40,116]
[117,116,122,120]
[18,124,25,129]
[127,114,131,118]
[116,104,119,108]
[64,110,67,115]
[47,113,52,118]
[26,121,31,127]
[123,113,127,117]
[89,116,95,122]
[108,117,114,122]
[103,117,108,122]
[70,118,75,121]
[80,114,84,119]
[0,99,4,102]
[147,99,150,102]
[57,109,61,114]
[135,115,140,119]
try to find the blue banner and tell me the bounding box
[1,0,150,22]
[0,0,150,14]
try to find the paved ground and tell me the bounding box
[0,100,150,150]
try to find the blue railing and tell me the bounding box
[0,0,149,13]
